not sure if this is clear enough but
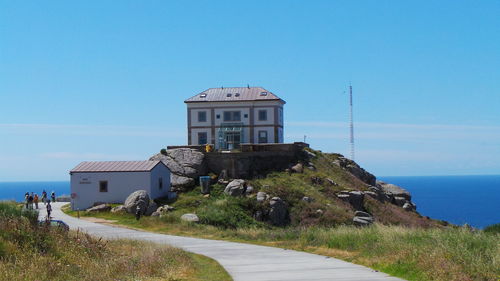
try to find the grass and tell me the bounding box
[65,204,500,281]
[61,149,500,280]
[0,201,231,281]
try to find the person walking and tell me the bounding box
[34,194,39,209]
[24,192,29,209]
[46,201,52,220]
[41,190,47,205]
[51,191,56,203]
[28,193,34,210]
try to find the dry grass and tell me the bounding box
[0,201,231,281]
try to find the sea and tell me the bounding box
[0,175,499,229]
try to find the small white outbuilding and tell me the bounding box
[70,160,171,210]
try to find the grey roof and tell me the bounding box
[70,161,162,173]
[185,87,285,103]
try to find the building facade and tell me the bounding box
[69,160,171,210]
[185,87,285,150]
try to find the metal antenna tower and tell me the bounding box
[349,84,355,161]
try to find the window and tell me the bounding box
[216,114,220,119]
[159,177,163,189]
[198,132,208,145]
[198,111,207,122]
[244,114,248,118]
[279,108,283,124]
[200,93,207,98]
[258,110,267,121]
[260,92,268,96]
[226,93,232,97]
[235,93,240,97]
[99,181,108,192]
[258,131,268,143]
[223,111,241,122]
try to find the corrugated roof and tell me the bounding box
[184,87,285,103]
[70,161,161,173]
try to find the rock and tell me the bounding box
[86,204,111,212]
[332,157,376,185]
[302,196,313,203]
[326,178,338,186]
[363,191,378,199]
[291,163,304,173]
[403,202,417,212]
[269,197,288,226]
[306,162,316,171]
[124,190,150,214]
[145,201,158,216]
[310,176,323,185]
[353,216,374,226]
[181,213,199,223]
[376,181,411,200]
[348,191,364,211]
[254,210,266,221]
[111,205,126,213]
[156,205,175,213]
[393,196,407,207]
[218,169,229,182]
[256,192,268,203]
[170,174,195,191]
[203,194,210,198]
[245,186,254,195]
[224,179,246,196]
[150,148,207,191]
[304,150,316,159]
[315,209,324,215]
[151,211,160,217]
[354,211,372,218]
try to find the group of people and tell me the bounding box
[24,190,56,210]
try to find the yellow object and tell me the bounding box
[205,144,213,152]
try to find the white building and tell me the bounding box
[69,160,171,210]
[185,87,286,150]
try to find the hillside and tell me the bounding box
[151,146,445,229]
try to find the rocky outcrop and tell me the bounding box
[268,197,289,226]
[181,213,199,223]
[224,179,247,196]
[86,204,111,212]
[376,181,411,200]
[150,148,207,191]
[124,190,150,215]
[353,211,374,226]
[333,156,376,186]
[337,191,365,211]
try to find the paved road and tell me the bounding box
[40,203,404,281]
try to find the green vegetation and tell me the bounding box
[484,223,500,234]
[0,201,231,281]
[62,149,500,280]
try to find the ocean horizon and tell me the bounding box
[1,175,499,229]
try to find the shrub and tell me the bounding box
[484,223,500,234]
[198,197,260,229]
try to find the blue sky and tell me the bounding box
[1,0,499,181]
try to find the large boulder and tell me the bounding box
[124,190,150,214]
[86,204,111,212]
[171,174,195,191]
[337,191,364,211]
[268,197,288,226]
[376,181,412,200]
[224,179,247,196]
[150,148,207,191]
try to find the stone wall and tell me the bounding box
[204,142,309,178]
